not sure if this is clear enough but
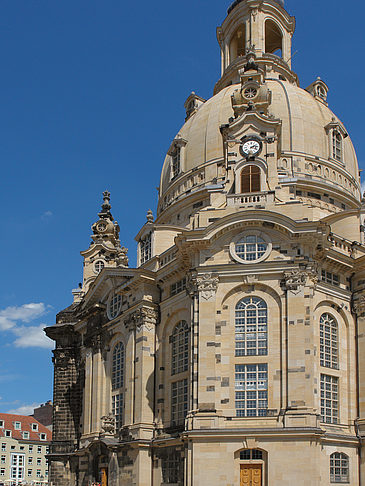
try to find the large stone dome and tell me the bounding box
[158,80,360,218]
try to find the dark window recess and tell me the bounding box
[307,192,321,200]
[296,190,302,196]
[329,198,334,204]
[341,204,346,210]
[193,201,203,209]
[240,449,263,460]
[321,270,339,286]
[170,278,187,297]
[241,165,261,193]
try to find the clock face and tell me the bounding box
[241,138,262,157]
[97,222,107,232]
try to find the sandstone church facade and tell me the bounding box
[45,1,365,485]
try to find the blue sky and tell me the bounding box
[0,0,363,415]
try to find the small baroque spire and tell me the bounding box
[98,190,113,220]
[146,209,154,224]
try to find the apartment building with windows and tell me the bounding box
[0,414,51,486]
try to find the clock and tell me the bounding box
[97,222,107,232]
[240,136,262,157]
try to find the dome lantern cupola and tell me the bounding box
[216,0,296,94]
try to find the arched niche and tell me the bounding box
[229,24,246,64]
[265,19,283,57]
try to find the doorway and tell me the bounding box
[240,464,262,486]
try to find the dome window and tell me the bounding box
[325,119,347,163]
[167,135,188,180]
[332,130,342,162]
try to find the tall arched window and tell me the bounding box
[241,165,261,193]
[265,19,283,56]
[330,453,349,483]
[112,342,125,430]
[332,130,342,161]
[171,320,189,375]
[229,24,246,63]
[320,313,338,369]
[170,321,190,427]
[235,297,268,356]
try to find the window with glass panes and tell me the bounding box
[320,374,339,424]
[320,313,338,369]
[108,293,122,320]
[332,131,342,161]
[112,342,125,430]
[235,297,267,356]
[330,452,349,483]
[171,321,189,375]
[235,364,268,417]
[162,451,184,484]
[10,454,25,482]
[321,270,339,286]
[235,235,267,262]
[241,165,261,193]
[140,233,152,264]
[171,147,181,179]
[171,379,188,426]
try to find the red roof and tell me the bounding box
[0,413,52,442]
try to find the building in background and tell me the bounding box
[46,0,365,485]
[0,414,51,486]
[32,403,53,430]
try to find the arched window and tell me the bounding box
[265,19,283,56]
[332,130,342,161]
[171,321,189,375]
[330,453,349,483]
[112,342,125,430]
[229,24,246,63]
[320,313,338,369]
[235,297,268,356]
[241,165,261,193]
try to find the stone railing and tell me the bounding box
[227,191,275,207]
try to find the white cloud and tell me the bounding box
[41,210,53,221]
[13,325,53,349]
[0,303,46,331]
[6,403,40,416]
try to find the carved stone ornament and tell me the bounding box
[100,413,116,436]
[124,307,158,332]
[196,273,219,301]
[353,293,365,317]
[282,269,308,294]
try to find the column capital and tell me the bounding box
[124,306,158,332]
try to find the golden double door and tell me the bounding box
[240,464,262,486]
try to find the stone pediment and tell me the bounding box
[81,267,136,309]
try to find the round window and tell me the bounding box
[243,87,258,99]
[108,293,122,320]
[94,260,105,274]
[230,232,271,264]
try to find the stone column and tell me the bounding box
[353,291,365,484]
[281,267,319,428]
[193,272,220,425]
[45,325,82,486]
[123,306,158,486]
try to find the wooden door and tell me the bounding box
[240,464,262,486]
[101,467,108,486]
